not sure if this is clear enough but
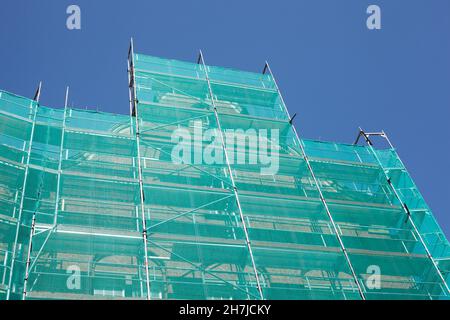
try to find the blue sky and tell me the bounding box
[1,0,449,236]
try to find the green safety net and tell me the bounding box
[0,52,449,300]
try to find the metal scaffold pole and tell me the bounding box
[6,82,41,300]
[263,62,366,300]
[22,86,69,299]
[54,86,69,227]
[128,38,152,300]
[198,50,265,300]
[356,128,450,296]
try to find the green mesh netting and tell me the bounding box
[0,52,449,300]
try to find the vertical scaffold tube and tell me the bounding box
[264,62,366,300]
[359,129,450,296]
[128,39,152,300]
[199,51,264,300]
[6,90,40,300]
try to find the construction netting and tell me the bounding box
[0,51,449,300]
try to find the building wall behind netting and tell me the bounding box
[0,52,449,300]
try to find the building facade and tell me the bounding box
[0,44,449,300]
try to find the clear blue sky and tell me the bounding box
[1,0,449,237]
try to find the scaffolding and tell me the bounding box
[0,41,450,300]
